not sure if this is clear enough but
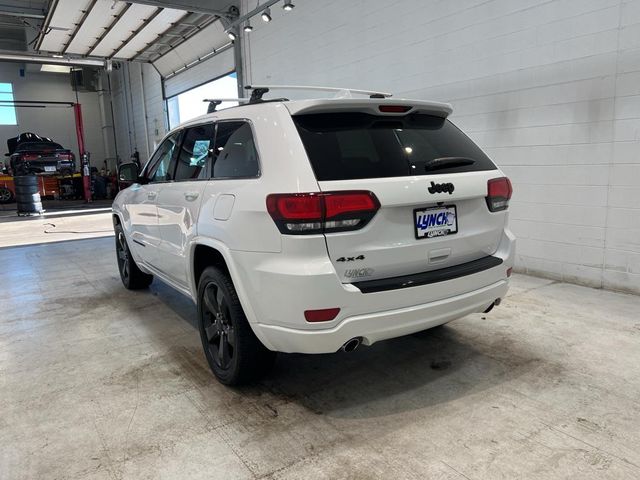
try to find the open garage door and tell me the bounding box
[161,43,234,98]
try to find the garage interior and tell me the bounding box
[1,1,639,479]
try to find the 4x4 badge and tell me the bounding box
[428,181,455,195]
[336,255,365,262]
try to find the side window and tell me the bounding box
[212,122,259,179]
[174,123,215,181]
[147,132,181,183]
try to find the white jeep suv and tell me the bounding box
[113,93,515,385]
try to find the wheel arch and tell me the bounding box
[188,239,270,346]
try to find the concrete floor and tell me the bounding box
[1,237,639,480]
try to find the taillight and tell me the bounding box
[266,191,380,234]
[21,154,39,161]
[379,105,412,113]
[486,177,512,212]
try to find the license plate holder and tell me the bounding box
[414,205,458,239]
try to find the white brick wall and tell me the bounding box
[243,0,640,294]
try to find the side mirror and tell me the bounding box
[118,162,139,182]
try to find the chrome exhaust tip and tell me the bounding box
[341,337,361,353]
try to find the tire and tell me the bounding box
[197,266,275,385]
[114,223,153,290]
[14,175,38,187]
[16,201,43,214]
[15,192,41,203]
[0,186,14,204]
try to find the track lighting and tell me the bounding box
[243,22,253,32]
[261,7,272,22]
[283,1,294,11]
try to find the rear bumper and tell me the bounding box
[230,228,515,354]
[253,279,508,353]
[19,159,75,174]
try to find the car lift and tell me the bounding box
[0,99,91,202]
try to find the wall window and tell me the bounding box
[0,83,17,125]
[167,72,237,129]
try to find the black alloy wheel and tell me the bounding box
[201,281,236,370]
[114,223,153,289]
[197,266,275,385]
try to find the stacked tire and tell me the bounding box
[14,175,43,215]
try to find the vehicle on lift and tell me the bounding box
[6,132,76,176]
[112,86,515,386]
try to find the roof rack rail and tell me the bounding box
[244,84,393,102]
[203,98,250,113]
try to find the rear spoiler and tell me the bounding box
[285,99,453,118]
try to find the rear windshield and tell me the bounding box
[293,113,496,181]
[16,142,64,151]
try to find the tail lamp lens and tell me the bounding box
[266,191,380,234]
[379,105,412,113]
[486,177,512,212]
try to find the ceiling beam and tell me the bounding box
[0,49,104,67]
[0,9,46,19]
[109,7,163,59]
[61,0,98,54]
[86,2,131,56]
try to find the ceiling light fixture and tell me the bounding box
[227,29,237,41]
[244,21,253,32]
[261,7,272,22]
[283,1,294,11]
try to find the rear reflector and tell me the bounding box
[486,177,513,212]
[379,105,412,113]
[304,308,340,322]
[506,267,513,277]
[267,191,380,234]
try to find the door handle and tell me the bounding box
[147,191,157,200]
[184,192,199,201]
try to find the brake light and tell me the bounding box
[21,154,39,161]
[486,177,512,212]
[379,105,412,113]
[304,308,340,322]
[266,191,380,234]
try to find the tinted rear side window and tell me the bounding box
[293,113,496,181]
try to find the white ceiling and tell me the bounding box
[36,0,233,75]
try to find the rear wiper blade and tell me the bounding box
[424,156,475,171]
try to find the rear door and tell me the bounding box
[156,123,213,287]
[293,112,507,283]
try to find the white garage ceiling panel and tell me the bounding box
[65,0,128,55]
[90,3,158,58]
[39,0,93,53]
[153,21,229,78]
[115,8,187,59]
